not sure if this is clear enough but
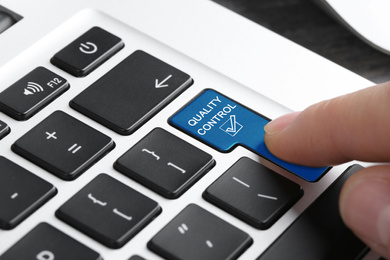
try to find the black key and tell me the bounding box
[12,111,115,180]
[0,222,101,260]
[203,157,303,229]
[0,119,10,139]
[0,9,16,34]
[114,128,215,199]
[0,156,56,229]
[0,67,69,120]
[128,256,146,260]
[51,27,124,77]
[257,165,369,260]
[70,50,192,135]
[148,204,253,260]
[0,5,21,34]
[56,174,161,249]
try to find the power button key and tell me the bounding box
[51,27,124,77]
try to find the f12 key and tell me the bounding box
[0,67,69,120]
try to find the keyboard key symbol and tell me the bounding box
[178,223,189,234]
[36,250,55,260]
[142,148,160,160]
[45,132,57,140]
[24,82,44,96]
[87,193,107,206]
[206,240,213,248]
[10,193,18,199]
[79,42,98,54]
[167,162,186,174]
[220,115,243,137]
[68,143,82,154]
[155,75,172,88]
[257,193,278,201]
[113,208,132,221]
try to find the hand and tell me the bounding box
[264,81,390,259]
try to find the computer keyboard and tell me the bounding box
[0,9,373,260]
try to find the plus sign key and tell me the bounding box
[12,111,115,180]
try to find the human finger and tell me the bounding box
[339,165,390,259]
[264,81,390,167]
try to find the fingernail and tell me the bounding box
[340,177,390,247]
[264,111,300,134]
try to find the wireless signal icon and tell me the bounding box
[24,82,44,96]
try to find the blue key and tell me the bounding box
[169,89,329,182]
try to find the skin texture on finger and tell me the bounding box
[264,81,390,167]
[339,165,390,259]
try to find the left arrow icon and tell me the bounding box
[155,75,172,88]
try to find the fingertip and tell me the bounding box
[264,111,301,135]
[266,82,390,167]
[263,112,301,162]
[339,169,365,222]
[339,166,390,259]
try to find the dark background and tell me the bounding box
[211,0,390,84]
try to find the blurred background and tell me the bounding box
[212,0,390,84]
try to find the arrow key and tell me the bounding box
[70,50,192,135]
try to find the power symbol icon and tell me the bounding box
[79,42,98,54]
[36,250,55,260]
